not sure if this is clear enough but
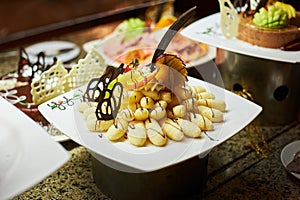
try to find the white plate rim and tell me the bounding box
[0,97,69,199]
[25,40,80,64]
[281,140,300,180]
[181,12,300,63]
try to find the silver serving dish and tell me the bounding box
[215,49,300,125]
[91,152,208,200]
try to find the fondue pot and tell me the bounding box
[215,49,300,125]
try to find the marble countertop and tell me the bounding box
[1,21,300,200]
[11,123,300,199]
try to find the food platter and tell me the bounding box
[38,77,262,172]
[0,97,69,199]
[82,29,216,68]
[181,13,300,63]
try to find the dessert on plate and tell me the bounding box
[98,16,209,66]
[235,0,300,48]
[78,53,227,147]
[0,47,106,129]
[0,48,58,125]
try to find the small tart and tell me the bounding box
[237,13,300,48]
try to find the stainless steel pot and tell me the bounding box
[91,153,208,200]
[215,49,300,125]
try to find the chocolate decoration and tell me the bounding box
[18,47,57,81]
[95,82,123,120]
[280,38,300,51]
[83,64,125,102]
[233,0,267,16]
[151,6,196,71]
[82,77,103,102]
[83,64,125,120]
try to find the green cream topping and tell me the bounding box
[253,5,289,28]
[116,18,145,41]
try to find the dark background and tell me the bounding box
[0,0,299,50]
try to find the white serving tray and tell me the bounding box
[82,29,216,68]
[38,77,262,172]
[181,13,300,63]
[0,97,69,199]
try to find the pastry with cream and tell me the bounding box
[236,0,300,48]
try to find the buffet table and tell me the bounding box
[12,124,300,199]
[1,21,300,200]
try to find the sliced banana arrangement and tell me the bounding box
[77,81,227,147]
[77,53,227,147]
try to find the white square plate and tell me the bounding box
[82,29,216,68]
[38,77,262,172]
[181,13,300,63]
[0,97,69,199]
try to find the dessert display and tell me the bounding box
[234,0,300,48]
[0,47,106,131]
[97,16,209,67]
[77,53,227,147]
[0,48,58,125]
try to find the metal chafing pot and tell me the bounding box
[90,151,208,200]
[215,48,300,125]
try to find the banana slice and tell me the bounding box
[182,98,198,111]
[191,85,206,93]
[127,121,147,146]
[106,119,128,141]
[83,106,96,119]
[77,101,97,113]
[86,119,114,132]
[196,92,215,100]
[140,89,160,101]
[128,91,144,103]
[149,105,166,120]
[172,104,186,118]
[117,108,134,122]
[155,100,168,109]
[177,118,202,138]
[160,91,173,103]
[198,106,223,122]
[128,102,141,112]
[134,107,149,121]
[161,118,184,141]
[117,68,159,90]
[145,119,167,146]
[198,99,226,112]
[188,113,214,131]
[140,96,155,109]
